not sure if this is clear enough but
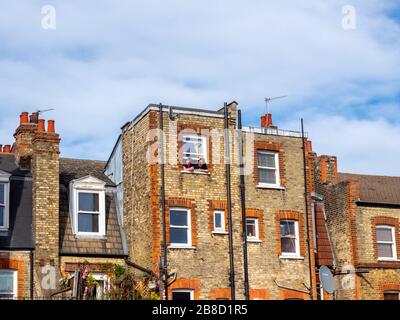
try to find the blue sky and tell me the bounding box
[0,0,399,175]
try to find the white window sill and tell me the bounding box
[180,170,211,176]
[74,233,106,240]
[212,231,228,235]
[256,184,285,190]
[279,255,304,260]
[247,239,262,243]
[168,245,196,250]
[377,258,400,262]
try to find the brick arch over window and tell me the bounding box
[208,200,228,232]
[210,288,231,300]
[0,258,25,300]
[280,288,309,300]
[371,216,400,260]
[380,282,400,300]
[240,208,265,240]
[250,289,269,300]
[275,210,306,256]
[165,198,198,246]
[253,141,286,186]
[169,278,200,300]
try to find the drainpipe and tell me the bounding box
[238,110,250,300]
[224,103,236,300]
[301,118,314,300]
[159,104,168,300]
[30,250,34,300]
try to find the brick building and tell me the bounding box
[313,156,400,300]
[0,112,127,299]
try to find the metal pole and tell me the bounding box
[301,118,314,300]
[238,110,250,300]
[224,103,236,300]
[159,103,168,300]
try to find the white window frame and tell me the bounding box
[376,225,397,261]
[256,151,280,188]
[171,289,194,300]
[70,176,106,238]
[246,218,259,241]
[181,133,208,164]
[280,220,301,258]
[213,210,225,233]
[92,273,110,300]
[169,207,192,248]
[0,178,10,231]
[0,269,18,300]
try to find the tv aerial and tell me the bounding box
[37,108,55,115]
[264,95,287,114]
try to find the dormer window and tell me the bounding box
[70,176,106,238]
[0,172,10,230]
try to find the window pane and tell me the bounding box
[0,184,4,204]
[78,213,99,233]
[281,238,297,253]
[246,220,256,237]
[214,213,222,229]
[384,292,399,300]
[170,227,188,244]
[172,291,192,300]
[280,221,295,237]
[78,193,99,212]
[376,228,393,242]
[378,243,394,258]
[0,206,3,226]
[0,272,14,294]
[258,168,276,184]
[257,153,275,168]
[170,210,188,226]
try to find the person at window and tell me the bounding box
[196,158,208,171]
[183,158,195,171]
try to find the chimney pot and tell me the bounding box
[0,145,2,152]
[38,119,45,132]
[48,120,55,133]
[30,112,39,124]
[3,145,11,153]
[306,141,313,153]
[261,113,273,128]
[20,112,29,125]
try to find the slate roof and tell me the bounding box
[59,158,126,257]
[339,173,400,206]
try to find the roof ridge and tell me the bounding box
[339,172,400,179]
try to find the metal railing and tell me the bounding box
[242,126,307,138]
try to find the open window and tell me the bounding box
[70,176,106,238]
[0,171,10,230]
[181,133,208,172]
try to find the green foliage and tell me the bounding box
[113,264,126,279]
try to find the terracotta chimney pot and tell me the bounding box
[20,112,29,125]
[38,119,45,132]
[3,145,11,153]
[47,120,55,133]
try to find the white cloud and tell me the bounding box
[0,0,399,174]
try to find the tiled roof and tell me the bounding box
[314,202,334,267]
[339,173,400,206]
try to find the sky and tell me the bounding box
[0,0,399,175]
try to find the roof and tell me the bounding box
[0,154,34,249]
[339,173,400,206]
[314,202,334,267]
[60,158,115,187]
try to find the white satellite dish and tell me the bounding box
[319,265,335,294]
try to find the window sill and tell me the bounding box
[279,255,304,260]
[74,233,106,240]
[212,231,228,235]
[256,184,285,190]
[180,170,211,176]
[168,245,196,250]
[377,258,400,262]
[247,239,262,243]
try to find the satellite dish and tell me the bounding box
[319,265,335,294]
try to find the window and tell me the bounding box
[376,225,397,260]
[257,151,280,187]
[0,182,9,230]
[0,270,17,300]
[182,134,207,164]
[280,220,300,257]
[384,291,400,300]
[169,208,191,247]
[246,218,259,241]
[172,290,194,300]
[213,210,225,233]
[70,176,106,237]
[92,274,109,300]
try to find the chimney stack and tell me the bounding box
[261,114,273,128]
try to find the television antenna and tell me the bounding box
[264,96,287,114]
[37,108,55,115]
